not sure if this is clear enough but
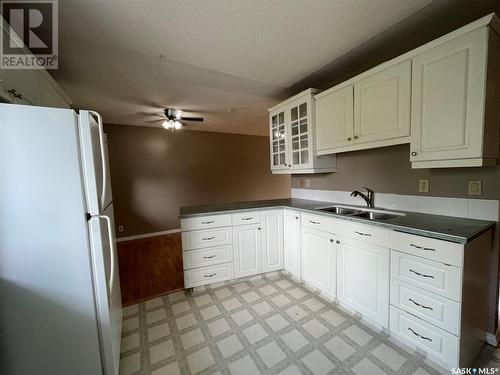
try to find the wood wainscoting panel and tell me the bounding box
[117,232,184,306]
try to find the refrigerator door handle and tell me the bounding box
[99,214,115,295]
[88,110,107,208]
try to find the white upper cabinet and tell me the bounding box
[313,14,499,168]
[315,60,411,155]
[268,89,336,174]
[315,85,354,152]
[353,60,411,145]
[269,108,288,171]
[410,27,499,168]
[0,20,71,108]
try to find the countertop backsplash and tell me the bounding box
[291,188,499,222]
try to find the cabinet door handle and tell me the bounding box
[201,220,214,224]
[295,216,299,219]
[408,327,432,342]
[204,273,216,278]
[410,243,435,251]
[309,220,320,224]
[347,137,352,141]
[329,239,334,243]
[354,135,359,140]
[241,217,253,221]
[411,152,417,156]
[409,298,433,311]
[202,236,215,241]
[355,231,371,237]
[203,255,216,259]
[409,269,434,279]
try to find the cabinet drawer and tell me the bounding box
[391,250,462,302]
[301,213,339,234]
[340,221,390,247]
[184,263,234,288]
[390,278,461,335]
[390,306,459,368]
[182,227,232,250]
[183,245,233,270]
[181,214,232,231]
[390,231,464,267]
[232,211,261,226]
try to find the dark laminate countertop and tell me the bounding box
[179,198,496,244]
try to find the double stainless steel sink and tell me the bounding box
[315,205,405,222]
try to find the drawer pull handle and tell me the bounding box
[409,269,434,279]
[202,236,215,241]
[204,273,216,278]
[410,243,435,251]
[310,220,320,224]
[409,298,433,311]
[355,231,371,237]
[203,255,216,259]
[408,327,432,342]
[241,217,253,221]
[201,221,214,224]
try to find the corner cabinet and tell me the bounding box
[268,89,337,174]
[283,209,301,279]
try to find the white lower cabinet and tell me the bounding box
[181,207,492,371]
[337,237,390,328]
[233,223,262,278]
[185,263,234,288]
[300,226,336,298]
[261,210,284,273]
[390,306,459,367]
[283,209,301,279]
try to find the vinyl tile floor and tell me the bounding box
[119,271,498,375]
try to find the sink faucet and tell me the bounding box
[351,187,374,208]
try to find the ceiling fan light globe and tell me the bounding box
[161,120,170,129]
[174,121,182,129]
[175,110,183,119]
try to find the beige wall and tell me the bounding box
[105,124,291,237]
[292,144,500,200]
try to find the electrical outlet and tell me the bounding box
[118,225,124,233]
[418,179,429,193]
[468,180,482,196]
[305,179,311,188]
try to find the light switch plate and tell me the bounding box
[305,179,311,188]
[118,225,124,232]
[468,180,482,196]
[418,179,429,193]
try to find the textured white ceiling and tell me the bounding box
[54,0,433,135]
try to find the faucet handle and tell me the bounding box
[362,186,373,193]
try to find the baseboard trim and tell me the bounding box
[486,331,500,346]
[116,228,181,243]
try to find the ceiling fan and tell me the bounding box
[161,108,204,130]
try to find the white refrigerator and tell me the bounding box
[0,104,122,375]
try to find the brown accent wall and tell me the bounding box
[105,124,291,237]
[292,144,500,200]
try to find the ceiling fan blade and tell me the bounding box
[180,117,204,122]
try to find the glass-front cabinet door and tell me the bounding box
[269,109,288,170]
[289,98,312,169]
